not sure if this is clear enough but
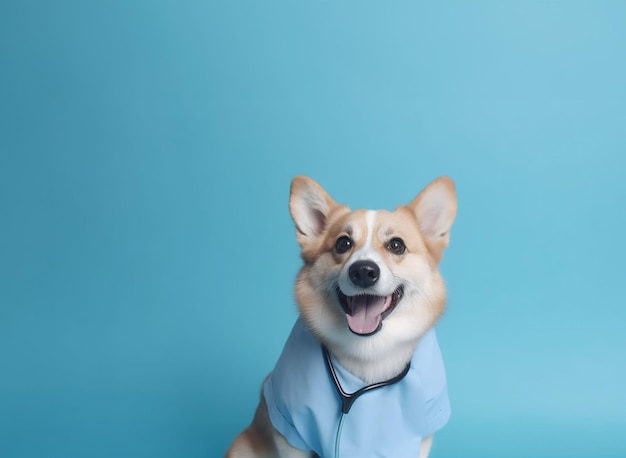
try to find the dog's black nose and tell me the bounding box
[348,260,380,287]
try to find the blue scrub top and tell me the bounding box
[263,318,451,458]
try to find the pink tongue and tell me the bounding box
[345,295,388,335]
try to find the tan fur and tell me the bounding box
[227,176,457,458]
[226,392,311,458]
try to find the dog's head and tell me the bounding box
[289,176,457,367]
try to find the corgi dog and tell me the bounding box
[226,175,457,458]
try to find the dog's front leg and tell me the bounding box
[419,435,433,458]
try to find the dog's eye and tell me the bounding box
[387,238,406,255]
[335,236,353,254]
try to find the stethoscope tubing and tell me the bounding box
[322,345,411,458]
[322,345,411,414]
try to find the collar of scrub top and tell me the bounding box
[321,345,411,414]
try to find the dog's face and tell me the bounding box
[289,176,457,367]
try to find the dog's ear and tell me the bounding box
[406,176,457,262]
[289,176,339,248]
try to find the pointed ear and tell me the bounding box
[407,176,458,262]
[289,176,340,247]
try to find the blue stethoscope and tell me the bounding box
[321,345,410,458]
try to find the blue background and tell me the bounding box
[1,1,625,457]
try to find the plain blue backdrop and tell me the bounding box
[1,1,625,457]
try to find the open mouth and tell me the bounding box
[336,286,404,336]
